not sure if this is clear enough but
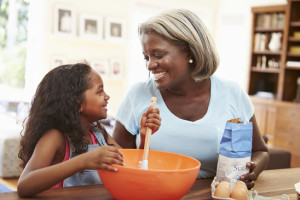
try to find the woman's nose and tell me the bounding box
[147,59,157,70]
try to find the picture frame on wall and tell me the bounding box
[104,17,126,42]
[52,56,67,69]
[54,4,76,36]
[109,58,123,79]
[79,14,103,39]
[91,60,109,78]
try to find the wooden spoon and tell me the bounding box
[140,97,157,170]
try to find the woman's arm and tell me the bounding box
[112,121,137,149]
[112,107,161,149]
[240,114,270,189]
[250,114,269,175]
[107,134,122,149]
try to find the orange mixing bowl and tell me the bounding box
[98,149,200,200]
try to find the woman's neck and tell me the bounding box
[160,78,211,121]
[163,78,210,97]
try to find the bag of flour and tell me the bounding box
[215,118,253,183]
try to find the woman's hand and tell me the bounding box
[139,106,161,148]
[81,146,124,172]
[240,162,257,189]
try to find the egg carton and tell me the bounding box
[211,177,289,200]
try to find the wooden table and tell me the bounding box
[1,168,299,200]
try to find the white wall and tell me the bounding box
[25,0,287,115]
[26,0,132,115]
[214,0,286,90]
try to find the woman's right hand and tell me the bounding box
[81,146,124,171]
[139,106,161,149]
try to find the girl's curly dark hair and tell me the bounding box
[18,63,110,169]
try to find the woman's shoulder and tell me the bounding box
[129,78,155,91]
[211,75,242,92]
[126,78,157,98]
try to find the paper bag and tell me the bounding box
[215,119,253,183]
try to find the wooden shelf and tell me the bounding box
[286,66,300,70]
[290,21,300,26]
[251,67,281,73]
[253,50,282,55]
[287,52,300,56]
[288,37,300,42]
[255,28,284,32]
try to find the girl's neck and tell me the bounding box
[80,117,92,135]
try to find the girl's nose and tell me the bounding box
[104,93,110,100]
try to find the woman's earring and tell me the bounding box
[189,59,193,64]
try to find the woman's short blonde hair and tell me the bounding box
[138,9,219,82]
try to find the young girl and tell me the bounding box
[17,63,161,197]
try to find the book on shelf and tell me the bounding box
[256,56,261,68]
[254,33,261,51]
[286,61,300,67]
[261,55,267,69]
[254,91,275,99]
[271,13,279,28]
[253,33,270,51]
[277,13,285,29]
[263,14,272,28]
[256,14,264,28]
[256,13,285,29]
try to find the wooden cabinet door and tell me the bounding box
[253,101,277,145]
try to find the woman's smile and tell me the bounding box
[153,71,167,81]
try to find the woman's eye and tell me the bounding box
[154,54,163,59]
[143,55,149,61]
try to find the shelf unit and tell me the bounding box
[248,5,287,101]
[283,0,300,101]
[249,1,300,168]
[248,0,300,102]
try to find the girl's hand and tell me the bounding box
[139,106,161,148]
[239,162,257,189]
[82,145,124,172]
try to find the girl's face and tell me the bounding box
[141,32,191,90]
[80,70,110,123]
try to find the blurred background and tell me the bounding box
[0,0,286,123]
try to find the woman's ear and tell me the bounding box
[182,44,193,61]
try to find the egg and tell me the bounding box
[235,180,248,190]
[231,181,248,200]
[214,181,231,198]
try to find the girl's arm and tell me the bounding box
[17,129,123,197]
[18,129,82,197]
